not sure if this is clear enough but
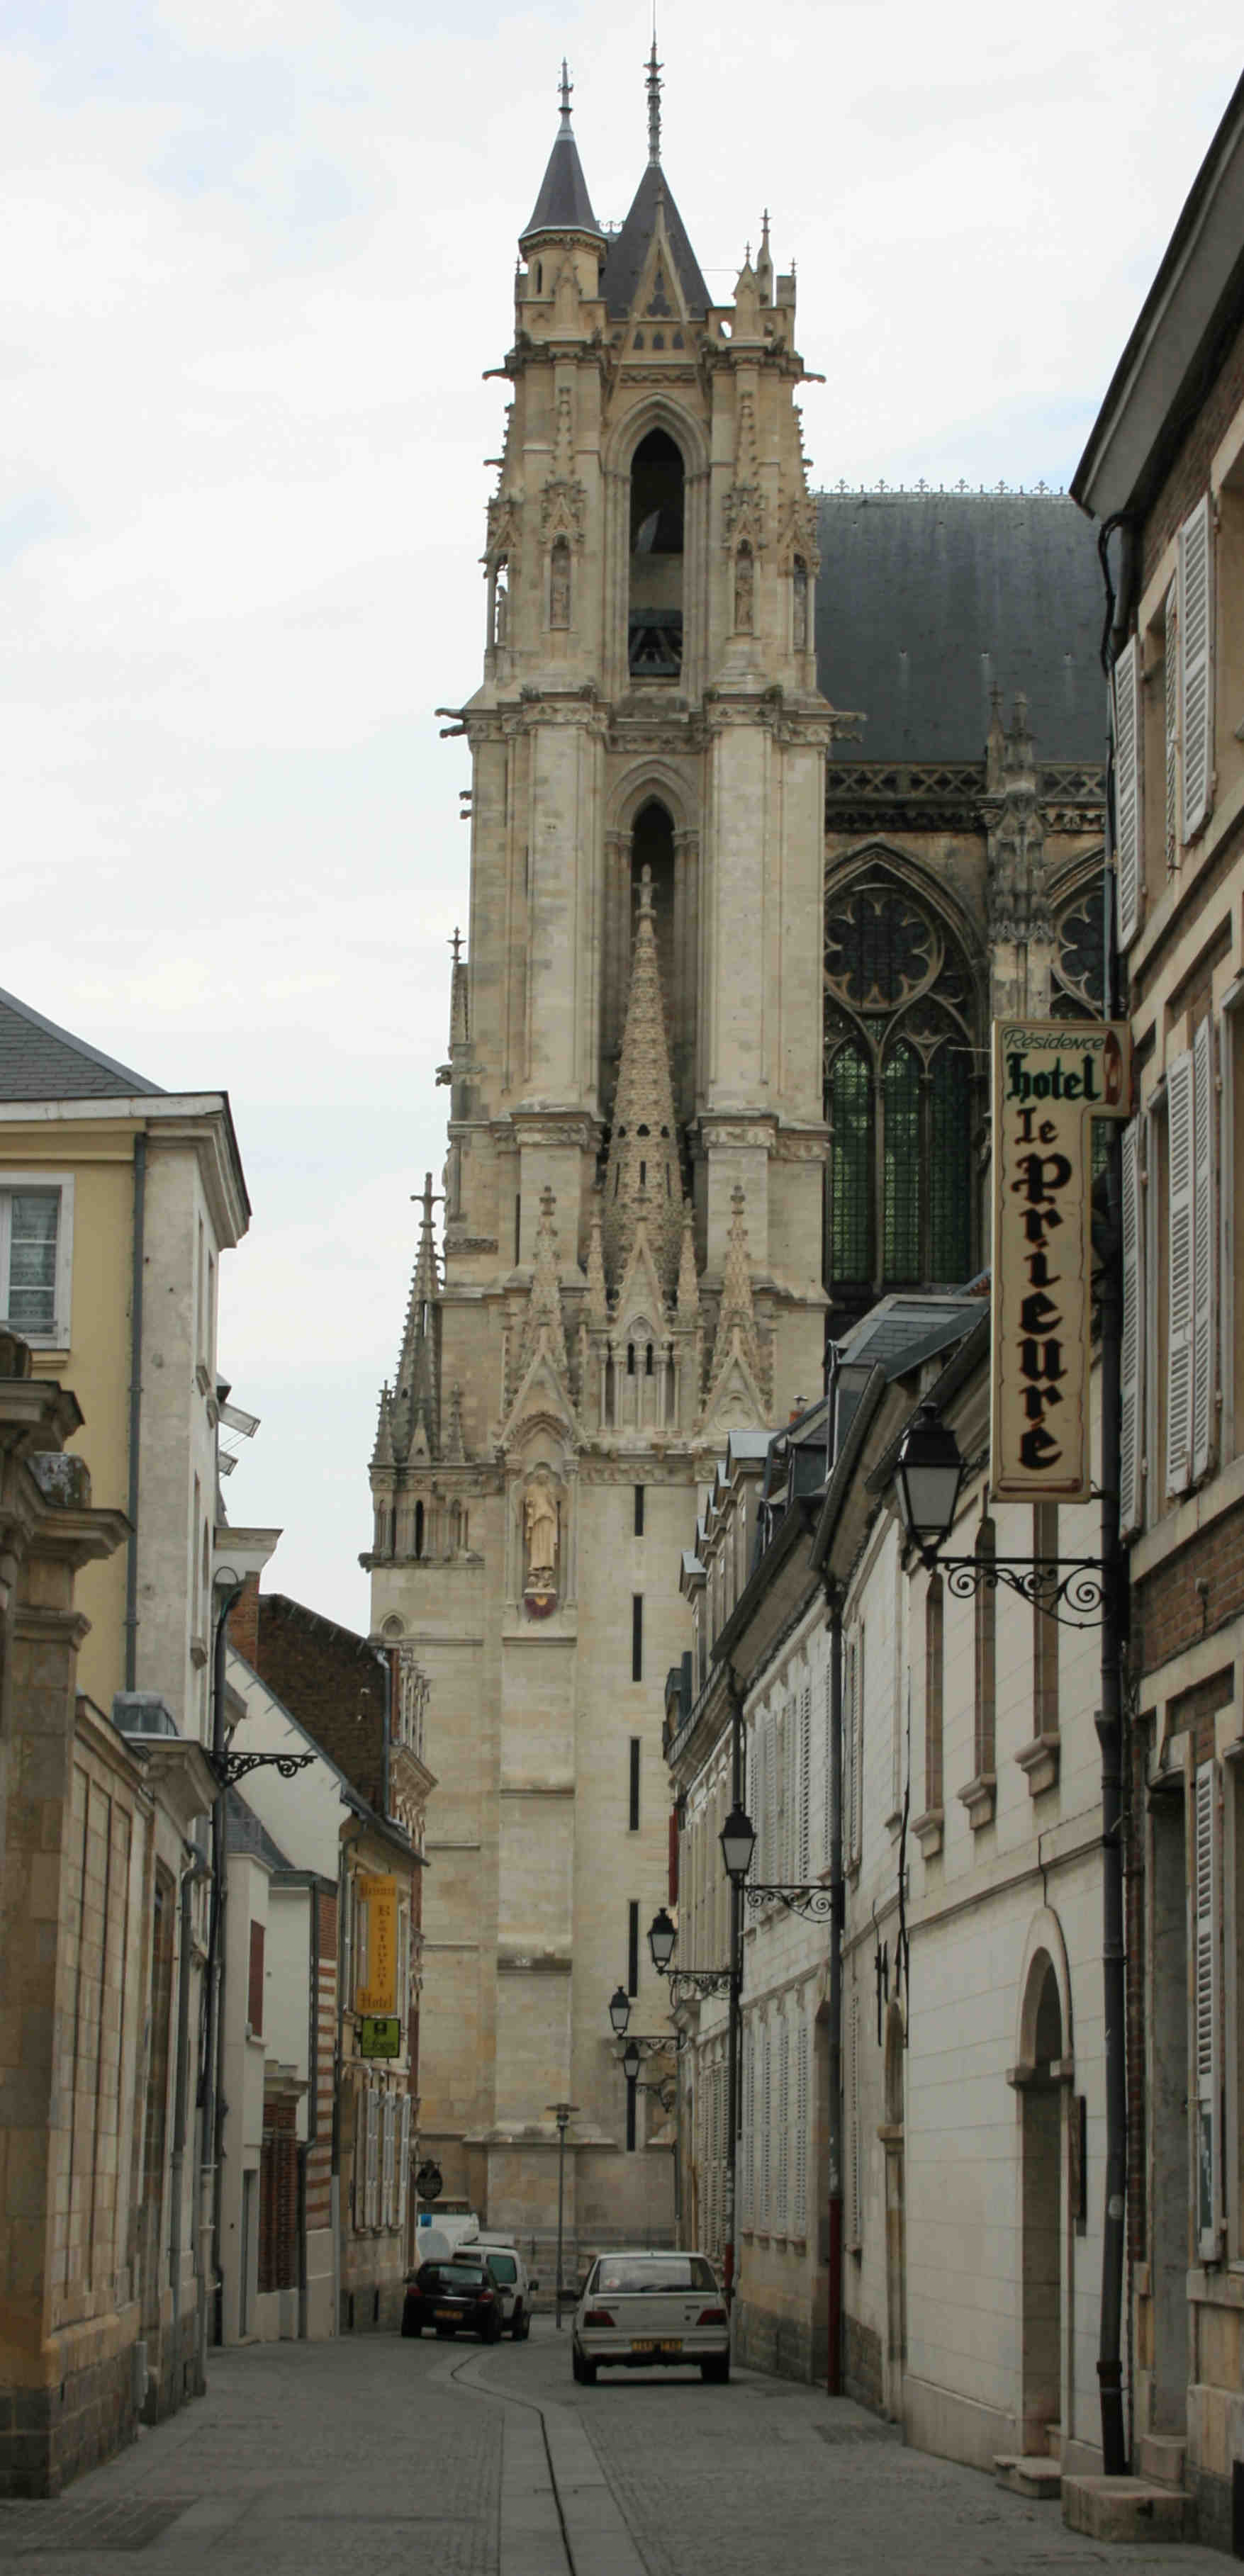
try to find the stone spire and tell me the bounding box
[521,60,604,249]
[392,1174,441,1460]
[585,1193,609,1325]
[519,1186,570,1381]
[706,1186,763,1395]
[371,1383,395,1469]
[646,32,662,165]
[676,1203,699,1320]
[603,865,683,1299]
[448,925,469,1052]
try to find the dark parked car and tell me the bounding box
[402,2256,503,2342]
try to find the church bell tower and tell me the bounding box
[366,52,837,2237]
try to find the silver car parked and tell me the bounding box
[571,2251,729,2384]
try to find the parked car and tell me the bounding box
[571,2251,729,2385]
[453,2242,537,2339]
[401,2254,503,2342]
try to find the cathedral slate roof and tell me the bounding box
[813,490,1104,764]
[599,162,710,318]
[0,986,163,1101]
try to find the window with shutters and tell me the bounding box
[795,2019,809,2239]
[798,1682,812,1879]
[1192,1018,1216,1482]
[1195,1762,1221,2259]
[761,2023,772,2232]
[1179,495,1213,845]
[775,2010,790,2235]
[1112,637,1141,951]
[0,1179,74,1346]
[1226,998,1244,1467]
[1163,581,1179,873]
[822,1661,835,1874]
[1166,1050,1196,1496]
[1119,1120,1145,1534]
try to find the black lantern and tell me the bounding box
[892,1402,965,1562]
[719,1802,756,1887]
[648,1905,677,1973]
[608,1984,631,2037]
[621,2040,641,2085]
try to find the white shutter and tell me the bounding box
[1179,495,1213,843]
[777,2012,790,2232]
[799,1684,812,1879]
[849,1993,861,2245]
[1195,1761,1221,2259]
[741,2025,753,2228]
[1119,1120,1145,1536]
[1164,580,1179,870]
[761,2024,771,2231]
[1166,1051,1195,1496]
[382,2093,396,2229]
[845,1641,857,1867]
[822,1663,834,1873]
[365,2086,380,2229]
[765,1714,776,1894]
[1112,636,1141,950]
[775,1702,788,1885]
[795,2020,809,2237]
[1192,1019,1216,1481]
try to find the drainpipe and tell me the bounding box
[124,1134,146,1689]
[199,1578,242,2380]
[1094,507,1136,2480]
[825,1575,845,2395]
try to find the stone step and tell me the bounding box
[1046,2421,1063,2461]
[1063,2475,1192,2543]
[994,2455,1063,2502]
[1138,2434,1186,2491]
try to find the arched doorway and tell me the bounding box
[879,2002,907,2420]
[1021,1959,1065,2452]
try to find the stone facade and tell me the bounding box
[365,66,832,2241]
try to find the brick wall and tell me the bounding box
[1142,303,1244,587]
[1136,1506,1244,1678]
[240,1592,388,1811]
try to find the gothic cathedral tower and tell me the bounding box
[366,56,839,2236]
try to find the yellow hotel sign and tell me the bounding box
[991,1020,1131,1503]
[355,1875,398,2016]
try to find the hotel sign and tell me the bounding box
[991,1020,1131,1502]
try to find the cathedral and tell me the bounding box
[364,54,1105,2239]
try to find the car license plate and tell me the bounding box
[659,2339,682,2355]
[436,2307,460,2321]
[630,2338,656,2353]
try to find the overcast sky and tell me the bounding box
[3,3,1238,1630]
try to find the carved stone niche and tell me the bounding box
[513,1439,570,1619]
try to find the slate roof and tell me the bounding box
[813,491,1104,764]
[0,986,162,1102]
[600,162,710,318]
[225,1786,292,1873]
[523,123,602,240]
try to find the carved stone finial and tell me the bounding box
[705,1183,763,1399]
[602,869,683,1300]
[676,1202,699,1320]
[519,1186,570,1383]
[391,1182,442,1462]
[646,32,662,165]
[444,1381,466,1463]
[559,59,573,130]
[585,1193,609,1325]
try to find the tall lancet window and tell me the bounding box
[629,430,684,676]
[824,865,980,1324]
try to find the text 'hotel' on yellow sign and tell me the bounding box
[355,1874,398,2017]
[990,1019,1131,1504]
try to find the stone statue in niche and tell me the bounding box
[734,542,754,634]
[792,556,808,651]
[522,1473,560,1611]
[550,539,571,630]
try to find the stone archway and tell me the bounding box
[878,2001,907,2421]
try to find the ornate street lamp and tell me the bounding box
[647,1906,678,1974]
[892,1402,965,1565]
[889,1400,1108,1628]
[608,1984,632,2037]
[719,1802,756,1887]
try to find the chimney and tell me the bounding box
[230,1570,262,1667]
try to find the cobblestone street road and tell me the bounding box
[0,2329,1227,2576]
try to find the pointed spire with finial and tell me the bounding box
[585,1193,609,1325]
[448,924,469,1054]
[646,28,662,165]
[521,60,604,247]
[705,1185,763,1397]
[371,1382,396,1470]
[519,1186,571,1383]
[602,865,683,1299]
[676,1203,699,1320]
[391,1174,442,1459]
[756,208,773,306]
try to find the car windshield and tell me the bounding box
[418,2263,484,2290]
[590,2257,717,2294]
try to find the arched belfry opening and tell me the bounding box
[604,794,696,1127]
[629,429,685,677]
[632,799,675,1007]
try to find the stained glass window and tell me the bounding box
[930,1047,971,1282]
[829,1047,870,1282]
[882,1046,921,1280]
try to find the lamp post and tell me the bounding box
[891,1403,1108,1629]
[547,2102,578,2329]
[608,1984,632,2037]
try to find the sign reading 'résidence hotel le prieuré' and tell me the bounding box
[991,1020,1131,1503]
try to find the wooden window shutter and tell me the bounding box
[849,1992,861,2244]
[1179,495,1214,843]
[398,2093,411,2232]
[382,2093,396,2229]
[761,2023,772,2229]
[1192,1018,1216,1481]
[765,1714,776,1891]
[822,1663,834,1874]
[1112,636,1141,949]
[1195,1761,1221,2259]
[1164,580,1179,870]
[1165,1050,1195,1495]
[777,2011,790,2232]
[1119,1120,1145,1536]
[795,2021,809,2235]
[247,1920,265,2037]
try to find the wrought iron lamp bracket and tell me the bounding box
[211,1750,317,1788]
[615,2032,689,2058]
[660,1966,734,2002]
[742,1883,835,1921]
[932,1554,1108,1631]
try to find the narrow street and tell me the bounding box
[0,2330,1226,2576]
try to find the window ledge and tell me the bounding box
[958,1772,997,1832]
[912,1806,943,1859]
[1016,1733,1060,1798]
